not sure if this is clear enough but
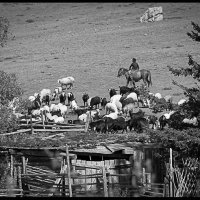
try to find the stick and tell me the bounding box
[66,144,72,197]
[169,148,173,197]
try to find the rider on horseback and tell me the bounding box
[129,58,139,72]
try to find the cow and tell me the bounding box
[119,86,135,96]
[90,96,101,109]
[127,117,149,133]
[67,92,75,105]
[60,92,67,105]
[101,97,108,110]
[89,119,106,133]
[146,115,158,129]
[82,93,89,107]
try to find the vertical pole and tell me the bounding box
[22,156,26,175]
[169,148,173,197]
[10,154,14,178]
[102,162,108,197]
[30,114,34,134]
[142,167,146,187]
[66,144,72,197]
[62,157,66,196]
[18,166,22,196]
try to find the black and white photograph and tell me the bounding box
[0,2,200,197]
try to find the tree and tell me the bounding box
[0,71,24,134]
[0,70,23,106]
[167,21,200,121]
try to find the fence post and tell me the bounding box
[169,148,173,197]
[66,144,72,197]
[102,162,108,197]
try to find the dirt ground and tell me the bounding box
[0,3,200,117]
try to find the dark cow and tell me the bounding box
[90,96,101,109]
[167,111,185,130]
[42,95,50,106]
[129,109,145,120]
[108,88,117,98]
[72,119,85,125]
[67,92,75,105]
[127,117,149,133]
[111,117,128,133]
[146,115,158,129]
[89,119,106,133]
[60,92,67,105]
[82,93,89,107]
[158,115,168,130]
[74,108,88,117]
[104,116,127,133]
[121,97,135,108]
[119,86,136,96]
[101,97,108,110]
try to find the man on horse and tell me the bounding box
[129,58,139,71]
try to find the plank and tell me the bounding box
[0,129,31,136]
[33,128,85,132]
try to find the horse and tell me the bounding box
[117,68,152,87]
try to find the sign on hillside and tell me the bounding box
[140,6,163,23]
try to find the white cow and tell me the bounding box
[122,103,135,117]
[105,102,118,114]
[58,76,75,89]
[104,112,119,120]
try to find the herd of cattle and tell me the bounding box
[10,76,199,133]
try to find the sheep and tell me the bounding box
[53,115,65,123]
[105,102,118,114]
[71,99,79,110]
[40,89,51,100]
[31,109,41,118]
[78,113,87,123]
[58,76,75,89]
[178,99,187,106]
[182,117,198,126]
[28,96,35,102]
[154,93,162,99]
[58,103,68,118]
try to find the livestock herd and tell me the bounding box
[9,75,199,133]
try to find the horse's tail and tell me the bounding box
[148,72,152,87]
